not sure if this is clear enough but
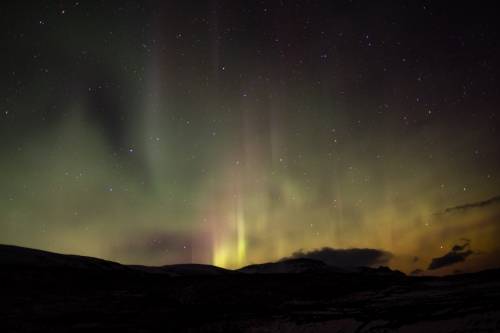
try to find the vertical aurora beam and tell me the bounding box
[207,159,248,268]
[235,171,247,266]
[141,32,168,195]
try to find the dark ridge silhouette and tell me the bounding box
[0,244,130,271]
[1,244,500,332]
[238,258,330,274]
[410,268,424,276]
[130,263,237,276]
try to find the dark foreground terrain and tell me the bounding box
[1,245,500,332]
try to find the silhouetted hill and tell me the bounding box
[0,244,234,276]
[130,263,237,276]
[238,258,406,278]
[238,257,329,273]
[0,244,129,271]
[1,244,500,332]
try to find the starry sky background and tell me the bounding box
[1,0,500,275]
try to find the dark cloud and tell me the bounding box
[428,241,473,270]
[441,195,500,214]
[282,247,392,267]
[410,269,424,276]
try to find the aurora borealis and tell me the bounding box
[1,1,500,275]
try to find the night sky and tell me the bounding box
[1,1,500,275]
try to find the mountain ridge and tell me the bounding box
[0,243,406,276]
